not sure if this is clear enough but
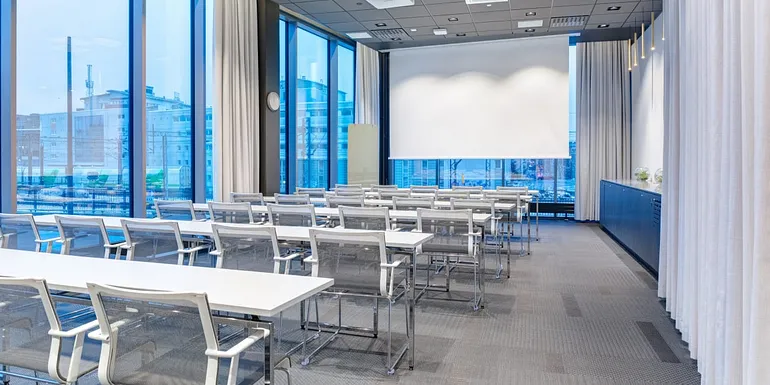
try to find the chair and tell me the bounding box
[120,219,209,265]
[326,195,365,208]
[303,229,408,374]
[451,198,506,278]
[211,224,301,273]
[392,196,435,211]
[266,204,319,227]
[0,213,58,252]
[230,192,266,206]
[436,190,471,201]
[338,206,392,231]
[370,184,397,192]
[378,188,410,200]
[54,215,124,259]
[452,186,483,192]
[297,188,326,198]
[483,191,527,256]
[334,186,364,196]
[417,209,484,310]
[154,199,204,221]
[208,202,255,224]
[87,283,281,385]
[0,277,100,385]
[275,193,311,205]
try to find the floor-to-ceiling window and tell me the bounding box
[16,0,131,216]
[391,44,578,209]
[204,0,214,200]
[279,19,287,193]
[145,0,192,216]
[295,28,329,189]
[336,45,354,185]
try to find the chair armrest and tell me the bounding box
[380,260,403,268]
[209,249,222,257]
[87,319,130,342]
[49,319,100,339]
[275,252,304,262]
[468,231,483,238]
[104,241,126,249]
[205,330,267,359]
[35,237,61,244]
[179,244,210,254]
[303,256,318,264]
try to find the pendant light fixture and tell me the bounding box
[628,39,632,71]
[641,23,646,59]
[661,12,665,41]
[651,12,655,51]
[633,32,638,66]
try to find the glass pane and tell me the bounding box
[146,0,193,217]
[16,0,130,216]
[437,159,503,189]
[295,28,328,189]
[337,45,355,185]
[205,0,214,200]
[391,160,438,187]
[558,44,578,204]
[279,20,287,193]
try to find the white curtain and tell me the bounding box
[575,41,631,221]
[213,0,260,201]
[659,1,770,383]
[355,43,379,125]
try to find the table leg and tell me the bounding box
[536,195,540,241]
[253,316,274,385]
[409,249,416,369]
[527,206,531,255]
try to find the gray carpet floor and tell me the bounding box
[4,221,701,385]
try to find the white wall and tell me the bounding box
[389,35,571,160]
[631,14,664,175]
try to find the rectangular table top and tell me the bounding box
[0,248,333,317]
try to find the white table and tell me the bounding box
[33,214,433,371]
[194,203,493,226]
[0,248,333,384]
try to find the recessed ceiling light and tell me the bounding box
[346,31,373,39]
[524,28,535,33]
[525,11,536,16]
[375,22,387,27]
[607,6,621,11]
[517,19,544,28]
[598,24,610,28]
[410,28,417,32]
[433,28,448,35]
[456,33,466,36]
[448,17,459,21]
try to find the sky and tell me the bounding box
[16,0,355,116]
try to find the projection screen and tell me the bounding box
[389,35,570,159]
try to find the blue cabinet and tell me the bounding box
[599,180,661,277]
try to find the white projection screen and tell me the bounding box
[389,35,570,159]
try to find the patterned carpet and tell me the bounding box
[3,221,701,385]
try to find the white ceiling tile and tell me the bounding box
[551,4,595,17]
[387,5,431,18]
[349,9,394,20]
[474,21,513,32]
[397,16,439,28]
[297,0,344,13]
[426,2,470,16]
[472,10,512,22]
[434,13,474,24]
[313,11,357,23]
[325,21,367,32]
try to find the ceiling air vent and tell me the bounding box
[369,28,410,40]
[550,16,589,28]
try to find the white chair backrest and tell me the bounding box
[335,184,362,189]
[497,186,528,194]
[410,186,438,194]
[87,282,219,385]
[297,188,326,198]
[266,203,318,227]
[308,229,389,295]
[208,201,254,224]
[334,186,364,196]
[417,208,476,255]
[154,199,198,220]
[451,198,497,233]
[393,196,435,210]
[0,213,42,251]
[54,215,110,258]
[338,206,391,231]
[437,190,471,201]
[378,188,410,199]
[274,193,311,205]
[371,184,397,192]
[326,195,365,208]
[451,186,483,192]
[231,192,265,205]
[120,219,186,263]
[211,224,282,272]
[483,191,524,205]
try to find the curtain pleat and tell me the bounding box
[355,43,379,126]
[575,41,631,221]
[659,1,770,383]
[213,0,260,201]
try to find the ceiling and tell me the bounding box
[277,0,662,50]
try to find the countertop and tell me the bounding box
[603,179,662,194]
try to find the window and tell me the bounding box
[279,19,287,193]
[336,45,354,185]
[390,44,578,207]
[294,28,329,189]
[205,0,214,200]
[16,0,131,216]
[146,0,193,216]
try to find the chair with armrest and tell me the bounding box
[208,202,255,224]
[297,188,326,198]
[326,195,365,208]
[230,192,265,206]
[120,219,209,266]
[154,199,204,221]
[377,189,410,200]
[338,206,392,231]
[0,213,59,252]
[436,190,471,201]
[266,204,320,227]
[274,194,311,205]
[211,223,302,274]
[451,198,507,278]
[87,283,284,385]
[54,215,124,259]
[302,229,408,375]
[451,186,483,192]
